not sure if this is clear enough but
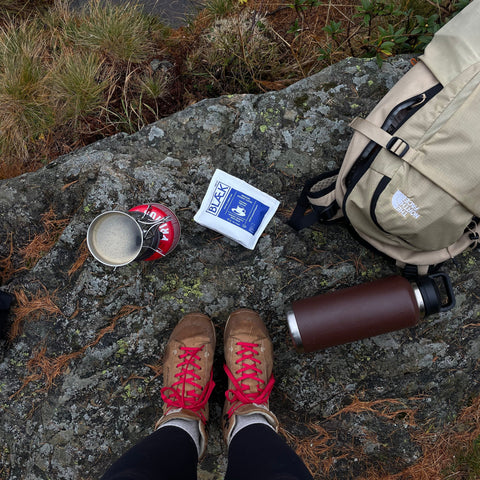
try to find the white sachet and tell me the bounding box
[194,169,280,249]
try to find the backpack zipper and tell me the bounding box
[370,176,391,233]
[369,174,419,248]
[343,83,443,226]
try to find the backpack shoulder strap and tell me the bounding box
[349,117,418,161]
[287,169,342,231]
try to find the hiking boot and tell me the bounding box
[223,309,279,444]
[155,313,216,457]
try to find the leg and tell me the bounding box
[101,425,198,480]
[222,309,313,480]
[101,313,216,480]
[225,423,313,480]
[155,312,216,458]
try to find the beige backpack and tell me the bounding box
[289,0,480,275]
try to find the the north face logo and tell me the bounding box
[392,190,420,219]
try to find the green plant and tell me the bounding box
[314,0,469,65]
[356,0,404,29]
[0,21,53,158]
[101,63,168,134]
[203,0,236,17]
[51,51,109,126]
[447,435,480,479]
[186,11,295,94]
[362,23,410,63]
[410,12,442,50]
[288,0,321,14]
[70,0,157,64]
[138,72,170,100]
[323,20,344,42]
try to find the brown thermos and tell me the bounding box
[286,273,455,353]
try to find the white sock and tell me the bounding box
[156,418,201,456]
[228,413,275,444]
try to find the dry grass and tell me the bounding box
[8,287,62,340]
[281,396,420,476]
[0,233,25,285]
[0,1,169,177]
[0,19,53,163]
[0,0,464,179]
[185,9,298,94]
[281,422,337,476]
[330,395,418,426]
[67,239,90,277]
[145,362,163,379]
[282,393,480,479]
[382,395,480,480]
[0,0,53,19]
[12,304,143,396]
[70,0,158,64]
[50,51,110,127]
[18,207,70,267]
[0,207,69,286]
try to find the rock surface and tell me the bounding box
[0,56,479,479]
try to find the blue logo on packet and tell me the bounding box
[207,183,269,235]
[207,181,231,215]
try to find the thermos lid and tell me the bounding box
[411,283,426,319]
[286,309,304,352]
[414,273,456,317]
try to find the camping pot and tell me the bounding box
[87,203,180,267]
[286,273,455,353]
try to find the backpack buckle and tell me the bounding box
[386,136,410,158]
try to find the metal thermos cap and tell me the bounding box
[286,309,304,352]
[411,282,426,319]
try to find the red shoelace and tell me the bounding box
[224,341,275,418]
[161,345,215,424]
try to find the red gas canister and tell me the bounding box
[129,203,181,260]
[87,203,181,267]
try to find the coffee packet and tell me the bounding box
[194,169,280,249]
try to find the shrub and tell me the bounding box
[69,0,157,64]
[186,11,295,94]
[0,21,53,159]
[316,0,470,65]
[50,51,110,126]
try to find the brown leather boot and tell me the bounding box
[155,312,216,457]
[223,309,279,444]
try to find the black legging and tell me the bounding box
[101,423,313,480]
